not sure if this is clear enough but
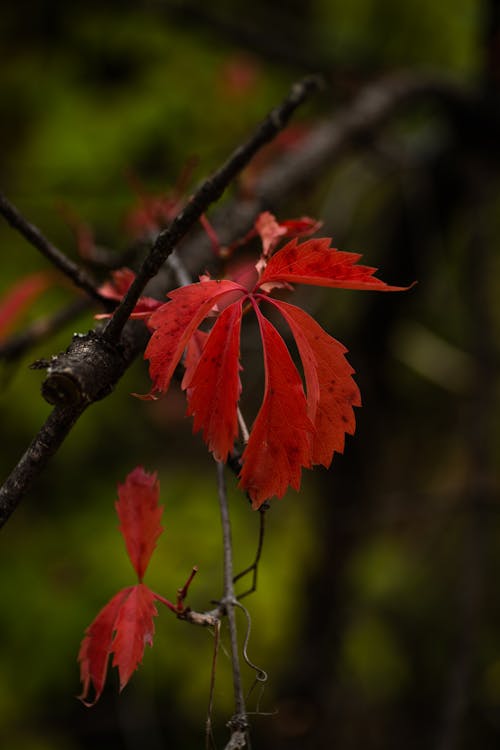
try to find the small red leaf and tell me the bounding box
[267,299,361,465]
[115,467,163,582]
[0,271,52,341]
[259,238,412,291]
[239,309,315,507]
[185,299,243,461]
[78,586,133,706]
[78,584,158,705]
[144,279,244,396]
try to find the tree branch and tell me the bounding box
[0,193,110,307]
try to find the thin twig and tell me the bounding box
[0,193,109,307]
[102,75,323,342]
[233,508,267,599]
[216,460,248,748]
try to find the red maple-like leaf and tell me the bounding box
[78,467,175,705]
[78,584,158,706]
[143,212,411,508]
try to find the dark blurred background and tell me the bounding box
[1,1,499,748]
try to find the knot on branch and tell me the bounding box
[39,331,129,407]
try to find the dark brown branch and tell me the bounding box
[102,74,323,342]
[0,193,110,307]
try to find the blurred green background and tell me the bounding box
[1,1,499,748]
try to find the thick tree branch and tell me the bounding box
[0,193,110,307]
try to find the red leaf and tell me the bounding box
[78,586,133,706]
[267,298,361,466]
[78,584,158,705]
[111,584,158,691]
[259,238,411,291]
[0,271,52,341]
[239,309,315,508]
[115,467,163,582]
[144,279,244,396]
[185,299,243,461]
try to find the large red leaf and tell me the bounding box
[239,309,315,508]
[78,584,158,705]
[115,466,163,582]
[259,237,411,291]
[267,298,361,466]
[185,299,243,461]
[144,279,243,396]
[0,271,52,341]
